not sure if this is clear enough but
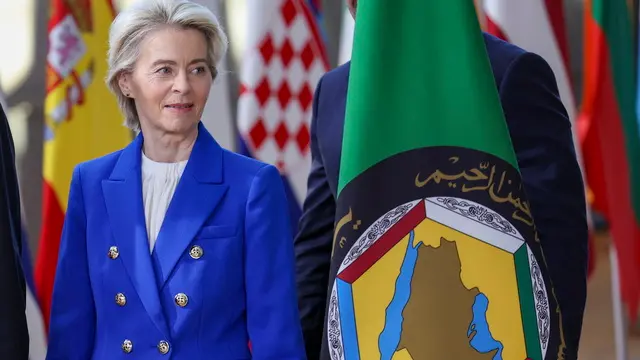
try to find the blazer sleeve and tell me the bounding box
[500,52,588,355]
[46,165,96,360]
[294,76,336,360]
[244,164,306,360]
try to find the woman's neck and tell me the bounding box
[141,125,198,163]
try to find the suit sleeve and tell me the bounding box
[294,76,336,360]
[46,165,96,360]
[0,103,29,359]
[500,52,588,355]
[245,164,306,360]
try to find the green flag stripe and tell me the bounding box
[591,0,640,221]
[337,1,518,194]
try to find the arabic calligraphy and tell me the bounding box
[414,159,534,227]
[333,208,353,257]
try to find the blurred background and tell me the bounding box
[1,0,638,358]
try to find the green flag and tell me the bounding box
[324,1,567,360]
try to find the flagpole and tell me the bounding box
[610,244,628,360]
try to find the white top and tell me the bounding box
[141,152,188,252]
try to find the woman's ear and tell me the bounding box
[118,72,132,97]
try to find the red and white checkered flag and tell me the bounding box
[238,0,329,206]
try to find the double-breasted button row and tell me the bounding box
[120,340,170,355]
[108,245,203,260]
[113,245,189,355]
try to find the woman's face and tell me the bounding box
[119,26,212,136]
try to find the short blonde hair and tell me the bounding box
[106,0,228,131]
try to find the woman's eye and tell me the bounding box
[157,67,171,74]
[192,66,206,75]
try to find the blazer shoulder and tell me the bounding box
[482,32,528,86]
[221,149,275,181]
[319,61,350,91]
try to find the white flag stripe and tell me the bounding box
[338,6,354,66]
[193,0,235,150]
[484,0,576,124]
[483,0,590,197]
[238,0,329,205]
[26,287,47,360]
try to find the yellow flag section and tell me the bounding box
[36,0,131,329]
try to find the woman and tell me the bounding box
[46,0,306,358]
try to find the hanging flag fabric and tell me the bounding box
[484,0,596,276]
[35,0,132,330]
[579,0,640,317]
[337,5,354,66]
[474,0,486,30]
[237,0,329,232]
[192,0,235,151]
[340,1,486,66]
[324,0,567,359]
[21,229,48,360]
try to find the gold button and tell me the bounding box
[115,293,126,306]
[174,293,188,307]
[189,245,203,259]
[157,340,170,354]
[108,246,119,259]
[122,339,133,353]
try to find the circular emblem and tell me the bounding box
[327,197,550,360]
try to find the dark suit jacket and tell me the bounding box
[295,33,588,359]
[0,103,29,358]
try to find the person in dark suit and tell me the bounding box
[294,1,588,359]
[0,102,29,358]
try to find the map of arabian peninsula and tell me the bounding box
[379,235,504,360]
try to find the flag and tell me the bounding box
[21,229,48,360]
[579,0,640,317]
[324,0,566,359]
[35,0,132,330]
[339,1,486,66]
[237,0,329,232]
[474,0,486,30]
[0,85,48,359]
[337,5,354,66]
[484,0,597,276]
[192,0,235,150]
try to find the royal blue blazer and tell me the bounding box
[46,122,306,359]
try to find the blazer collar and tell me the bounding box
[109,121,224,184]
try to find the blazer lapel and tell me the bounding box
[153,123,228,289]
[102,134,169,337]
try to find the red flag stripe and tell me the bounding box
[34,181,66,330]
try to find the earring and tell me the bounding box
[125,93,130,97]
